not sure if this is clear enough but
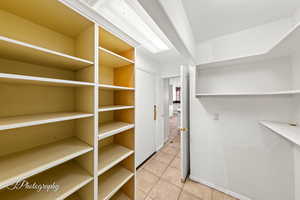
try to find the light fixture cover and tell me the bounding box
[84,0,171,53]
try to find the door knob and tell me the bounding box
[179,128,188,132]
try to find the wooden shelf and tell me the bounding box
[99,105,134,112]
[196,90,300,97]
[98,144,134,175]
[99,166,134,200]
[260,121,300,146]
[111,192,131,200]
[99,47,134,68]
[0,137,93,189]
[0,161,93,200]
[197,22,300,69]
[98,84,134,91]
[0,73,95,87]
[0,36,94,70]
[0,112,94,131]
[99,121,135,140]
[65,193,81,200]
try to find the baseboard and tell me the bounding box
[156,143,164,151]
[189,175,252,200]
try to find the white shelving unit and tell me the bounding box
[260,121,300,146]
[0,0,136,199]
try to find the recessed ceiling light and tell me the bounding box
[82,0,171,53]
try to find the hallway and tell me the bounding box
[136,117,238,200]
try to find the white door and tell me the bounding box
[180,65,190,181]
[136,69,156,166]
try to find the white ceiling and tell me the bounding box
[182,0,300,42]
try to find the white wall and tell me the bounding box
[135,48,164,150]
[191,17,300,200]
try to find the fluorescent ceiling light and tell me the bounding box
[84,0,171,53]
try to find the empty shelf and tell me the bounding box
[0,137,93,189]
[98,84,134,91]
[260,121,300,146]
[196,90,300,97]
[99,47,134,68]
[99,105,134,112]
[98,144,134,175]
[0,112,94,131]
[0,73,95,87]
[99,121,135,140]
[0,161,93,200]
[111,192,131,200]
[65,193,81,200]
[0,36,94,70]
[99,166,134,200]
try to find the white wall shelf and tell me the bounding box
[0,36,94,70]
[196,90,300,97]
[0,112,94,131]
[260,121,300,146]
[98,105,134,112]
[98,84,134,91]
[0,73,95,87]
[98,144,134,175]
[98,122,135,140]
[198,22,300,69]
[0,161,93,200]
[0,137,93,190]
[99,166,134,200]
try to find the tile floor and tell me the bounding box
[136,116,239,200]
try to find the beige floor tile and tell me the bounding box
[153,151,175,165]
[136,189,147,200]
[161,145,179,155]
[179,192,202,200]
[161,166,184,188]
[170,157,180,169]
[136,169,160,194]
[143,158,169,177]
[212,190,238,200]
[148,179,181,200]
[183,180,213,200]
[168,141,180,149]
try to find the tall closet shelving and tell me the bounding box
[0,0,135,200]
